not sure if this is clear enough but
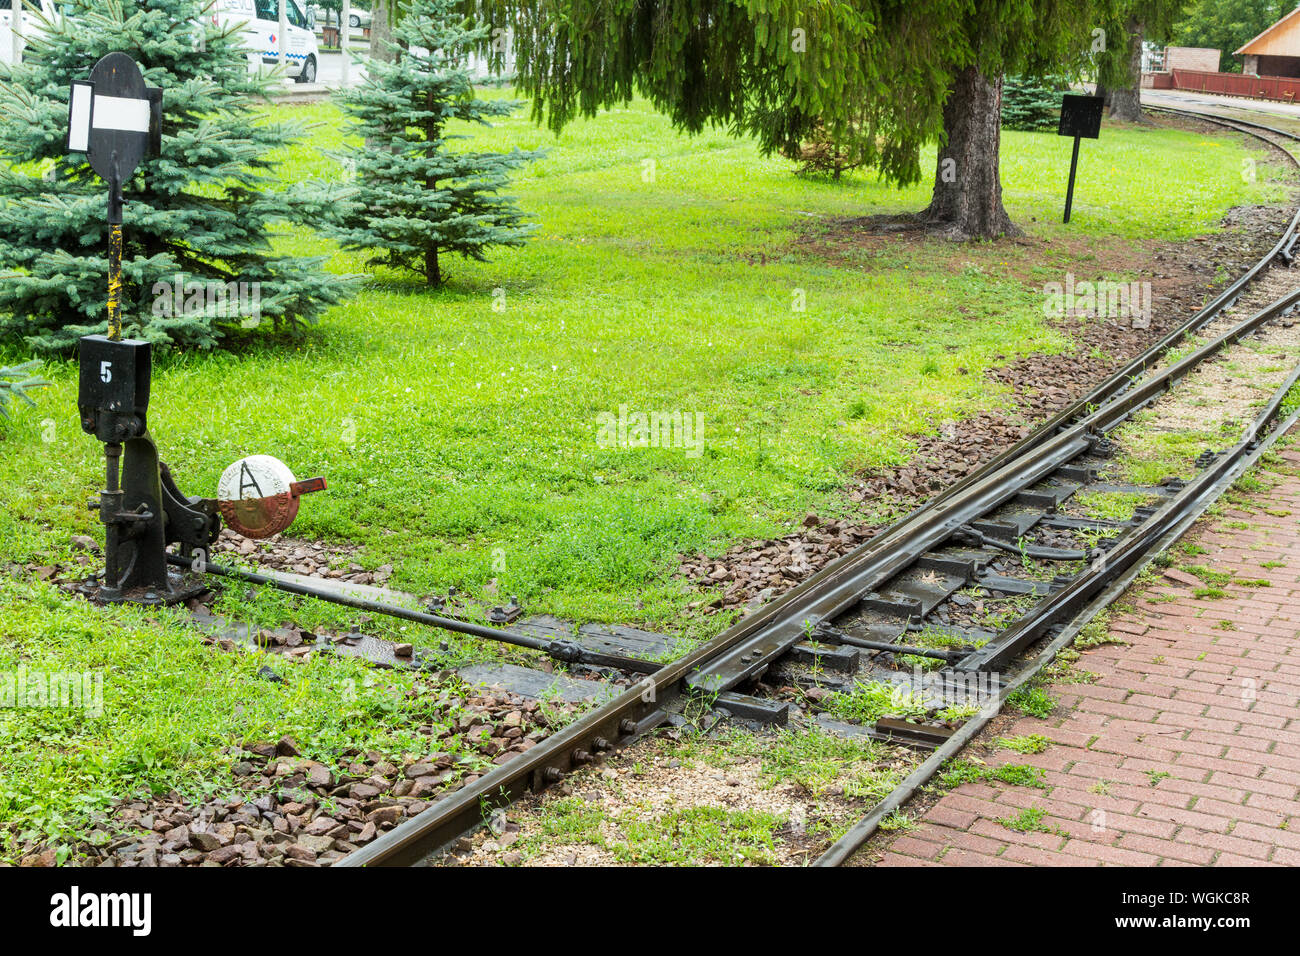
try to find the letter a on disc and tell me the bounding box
[217,454,299,538]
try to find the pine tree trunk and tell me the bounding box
[366,3,397,150]
[425,97,441,286]
[920,66,1018,240]
[425,245,440,286]
[370,0,395,62]
[1108,18,1145,123]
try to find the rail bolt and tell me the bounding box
[543,767,564,783]
[572,748,591,764]
[619,719,638,735]
[592,737,611,752]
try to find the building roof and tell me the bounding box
[1237,6,1300,56]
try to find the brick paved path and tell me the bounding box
[876,448,1300,867]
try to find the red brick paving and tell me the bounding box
[876,447,1300,867]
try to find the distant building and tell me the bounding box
[1161,46,1221,73]
[1237,6,1300,77]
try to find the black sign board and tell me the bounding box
[1057,94,1105,223]
[1058,94,1105,140]
[67,52,162,223]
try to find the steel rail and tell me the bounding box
[958,286,1300,672]
[816,372,1300,866]
[338,106,1300,866]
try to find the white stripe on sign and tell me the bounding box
[68,83,93,152]
[91,94,150,133]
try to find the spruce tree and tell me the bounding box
[1001,76,1068,132]
[330,0,542,287]
[0,0,353,352]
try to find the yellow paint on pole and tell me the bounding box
[107,223,122,341]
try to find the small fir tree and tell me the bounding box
[1000,76,1068,131]
[329,0,542,287]
[0,0,353,352]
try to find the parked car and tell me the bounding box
[212,0,321,84]
[306,3,370,31]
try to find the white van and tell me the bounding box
[2,1,320,83]
[211,0,320,84]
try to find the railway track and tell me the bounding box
[306,105,1300,866]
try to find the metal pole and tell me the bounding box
[106,171,124,341]
[1063,134,1081,224]
[166,554,660,673]
[11,0,22,66]
[278,0,287,73]
[341,0,350,87]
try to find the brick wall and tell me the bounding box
[1165,47,1222,73]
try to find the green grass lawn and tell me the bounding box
[3,100,1283,630]
[0,95,1288,858]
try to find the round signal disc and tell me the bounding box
[217,455,300,538]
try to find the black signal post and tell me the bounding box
[1058,94,1104,224]
[69,54,219,605]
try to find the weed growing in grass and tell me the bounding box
[523,795,605,847]
[1073,614,1128,651]
[898,626,985,672]
[1007,686,1056,718]
[997,806,1066,835]
[1184,565,1232,586]
[937,759,1048,789]
[1145,770,1171,787]
[1233,474,1268,495]
[825,680,927,724]
[995,734,1052,754]
[614,806,785,865]
[1043,647,1099,685]
[936,703,982,722]
[879,811,917,832]
[729,729,912,801]
[1075,491,1148,523]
